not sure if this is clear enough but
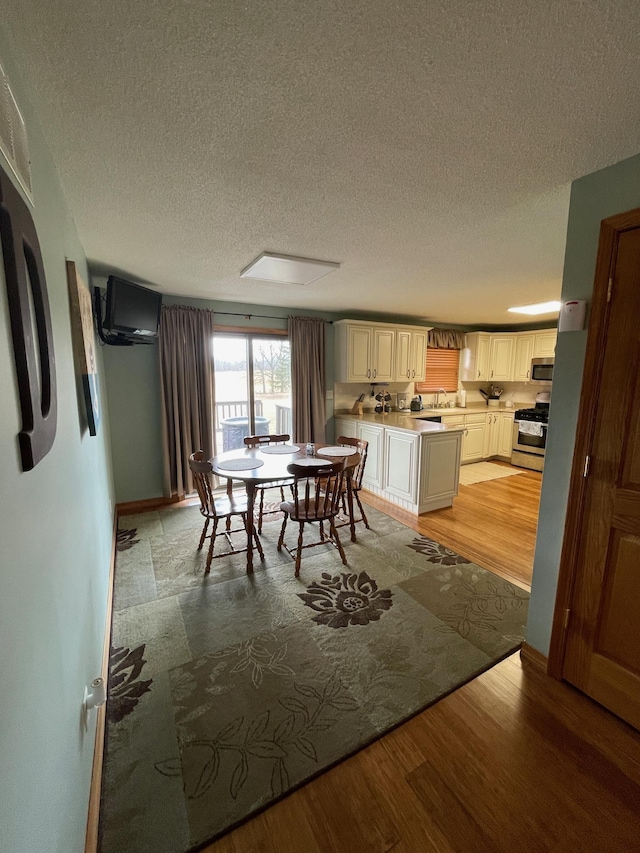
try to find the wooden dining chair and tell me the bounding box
[277,459,347,577]
[334,435,370,530]
[189,451,264,573]
[243,434,294,533]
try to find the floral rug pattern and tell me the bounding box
[100,504,529,853]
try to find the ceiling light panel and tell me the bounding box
[240,252,340,286]
[507,300,561,315]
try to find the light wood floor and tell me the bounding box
[364,463,542,590]
[203,470,640,851]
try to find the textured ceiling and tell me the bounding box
[2,1,640,324]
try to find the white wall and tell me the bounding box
[0,34,114,853]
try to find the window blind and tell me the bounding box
[415,347,460,393]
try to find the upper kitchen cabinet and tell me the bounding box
[533,330,557,358]
[395,328,427,382]
[461,328,557,383]
[460,332,491,381]
[488,335,515,381]
[335,320,429,383]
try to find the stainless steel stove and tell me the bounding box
[512,402,549,472]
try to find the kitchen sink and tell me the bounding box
[417,415,442,423]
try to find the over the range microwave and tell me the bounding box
[531,357,553,383]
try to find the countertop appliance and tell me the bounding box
[410,395,423,411]
[531,357,554,383]
[512,393,550,471]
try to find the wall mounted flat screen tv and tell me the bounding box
[105,276,162,340]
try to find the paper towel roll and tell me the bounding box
[458,390,466,408]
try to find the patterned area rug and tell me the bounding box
[459,461,524,486]
[100,504,529,853]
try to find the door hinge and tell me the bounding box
[607,277,613,302]
[583,455,590,477]
[564,608,571,630]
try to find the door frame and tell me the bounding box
[548,207,640,678]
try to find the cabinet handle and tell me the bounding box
[491,370,494,378]
[367,369,371,378]
[526,370,529,379]
[407,369,410,378]
[477,369,480,378]
[412,369,415,378]
[373,368,377,378]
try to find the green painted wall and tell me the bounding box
[102,291,446,503]
[0,34,114,853]
[526,152,640,655]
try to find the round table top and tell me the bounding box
[210,443,360,482]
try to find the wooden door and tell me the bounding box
[462,421,486,462]
[513,334,534,381]
[557,215,640,730]
[533,330,557,358]
[357,423,384,489]
[476,334,491,380]
[410,330,427,382]
[497,413,514,458]
[384,429,418,502]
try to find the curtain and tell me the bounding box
[288,316,326,444]
[428,328,466,349]
[159,305,216,498]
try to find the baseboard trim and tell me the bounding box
[520,642,548,672]
[116,494,182,516]
[84,511,118,853]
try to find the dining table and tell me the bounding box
[210,443,361,573]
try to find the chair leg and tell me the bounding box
[197,517,210,550]
[341,493,347,515]
[205,519,218,574]
[277,515,288,551]
[355,491,370,529]
[330,518,347,566]
[258,489,265,534]
[295,522,304,577]
[319,520,325,541]
[253,529,265,561]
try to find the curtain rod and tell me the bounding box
[213,310,332,324]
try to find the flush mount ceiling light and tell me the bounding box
[507,300,562,315]
[240,252,340,285]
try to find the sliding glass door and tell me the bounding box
[212,333,291,452]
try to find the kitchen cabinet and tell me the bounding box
[497,412,514,458]
[335,319,429,384]
[488,335,515,382]
[396,327,427,382]
[384,429,419,503]
[443,413,487,462]
[484,412,500,458]
[334,418,357,440]
[512,335,535,382]
[461,413,487,462]
[331,413,463,513]
[342,324,394,382]
[533,330,557,358]
[357,423,384,489]
[461,332,491,381]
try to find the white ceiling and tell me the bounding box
[3,1,640,325]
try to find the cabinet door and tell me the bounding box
[513,335,535,382]
[357,423,384,489]
[372,328,395,381]
[384,430,419,502]
[395,330,412,381]
[334,418,357,440]
[484,412,499,457]
[489,336,515,381]
[476,334,491,380]
[533,330,557,358]
[347,326,372,382]
[462,422,486,462]
[461,333,491,381]
[410,330,427,382]
[497,413,515,458]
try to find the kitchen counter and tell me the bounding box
[335,403,522,435]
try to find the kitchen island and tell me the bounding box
[333,411,464,514]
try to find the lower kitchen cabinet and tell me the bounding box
[461,414,486,462]
[334,418,357,439]
[357,423,384,489]
[384,429,419,502]
[497,412,514,458]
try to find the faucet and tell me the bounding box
[435,388,448,408]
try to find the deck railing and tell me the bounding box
[214,400,263,430]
